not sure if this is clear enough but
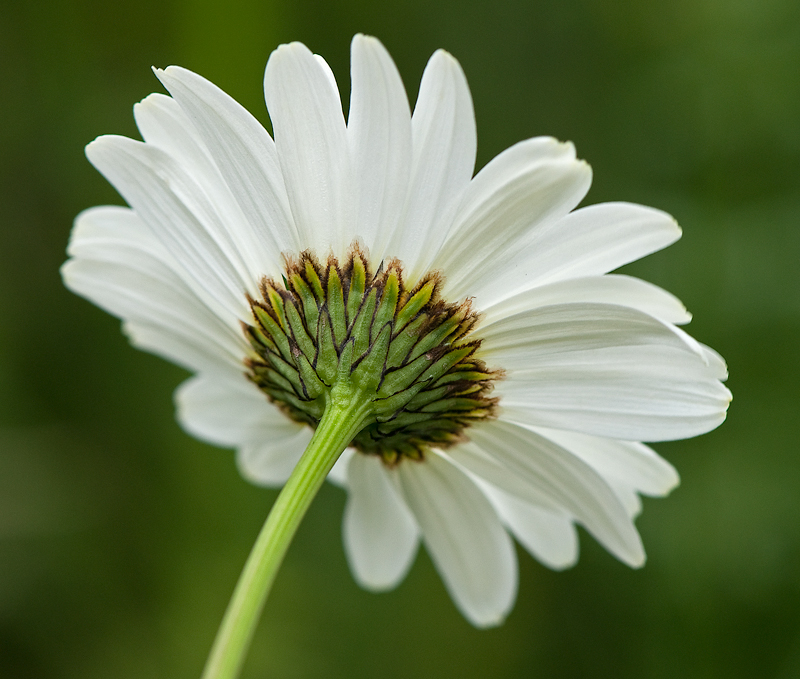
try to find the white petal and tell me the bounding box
[387,49,476,281]
[121,321,240,374]
[474,202,683,308]
[175,373,312,487]
[437,138,591,303]
[397,451,517,627]
[347,34,412,264]
[132,92,284,282]
[264,42,352,257]
[62,206,246,374]
[480,483,579,570]
[154,66,298,261]
[479,274,691,327]
[327,448,355,488]
[605,478,643,518]
[236,431,312,487]
[343,453,420,591]
[456,420,645,567]
[86,135,254,318]
[530,426,680,498]
[480,303,731,441]
[175,372,302,447]
[699,343,729,380]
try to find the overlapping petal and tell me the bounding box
[455,420,645,566]
[86,135,255,318]
[176,373,311,486]
[397,451,517,627]
[465,202,683,308]
[479,274,691,326]
[479,484,579,570]
[133,88,289,282]
[347,34,412,265]
[480,302,731,441]
[63,206,246,373]
[154,64,297,256]
[343,454,419,591]
[386,49,477,281]
[264,42,352,257]
[437,137,591,302]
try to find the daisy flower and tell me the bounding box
[63,33,730,676]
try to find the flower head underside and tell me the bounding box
[63,34,731,628]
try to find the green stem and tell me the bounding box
[201,387,373,679]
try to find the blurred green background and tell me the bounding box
[1,0,798,677]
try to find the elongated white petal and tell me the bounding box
[343,454,420,591]
[605,478,643,518]
[134,93,217,171]
[480,303,731,441]
[475,202,683,307]
[480,274,691,327]
[479,483,579,570]
[497,352,731,441]
[387,49,476,280]
[437,138,591,302]
[699,343,729,380]
[347,34,412,264]
[175,373,311,487]
[154,67,298,261]
[63,207,246,374]
[397,451,517,627]
[175,373,300,447]
[86,135,254,318]
[236,432,313,487]
[133,92,284,282]
[530,426,679,497]
[327,448,355,488]
[456,420,645,566]
[65,258,244,374]
[119,321,236,375]
[264,42,352,257]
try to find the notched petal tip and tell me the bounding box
[351,32,381,49]
[84,133,124,162]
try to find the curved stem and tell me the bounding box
[201,390,372,679]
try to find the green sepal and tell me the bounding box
[373,380,429,419]
[289,272,320,335]
[350,288,377,359]
[253,306,293,363]
[296,352,327,400]
[267,352,303,391]
[386,314,428,369]
[243,324,277,354]
[372,272,399,342]
[420,345,475,384]
[284,298,316,361]
[250,364,297,395]
[377,352,435,398]
[395,280,435,332]
[265,285,289,332]
[403,385,451,410]
[407,311,465,363]
[351,323,391,394]
[346,255,367,326]
[421,396,487,413]
[305,259,325,300]
[327,267,347,346]
[315,309,339,386]
[337,338,355,382]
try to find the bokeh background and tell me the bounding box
[1,0,798,677]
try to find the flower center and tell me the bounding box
[243,245,500,464]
